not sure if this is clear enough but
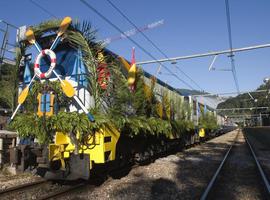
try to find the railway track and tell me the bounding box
[0,157,156,199]
[0,178,90,200]
[0,179,48,195]
[0,130,237,200]
[37,182,89,200]
[200,130,270,200]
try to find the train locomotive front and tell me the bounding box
[10,17,126,180]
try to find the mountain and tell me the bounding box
[216,82,270,118]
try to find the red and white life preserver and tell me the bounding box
[34,49,56,79]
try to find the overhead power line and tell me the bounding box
[225,0,240,93]
[216,107,269,111]
[105,0,204,91]
[192,89,268,97]
[0,20,18,29]
[227,114,269,118]
[28,0,57,18]
[225,0,233,52]
[79,0,195,90]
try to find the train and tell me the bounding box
[8,17,236,180]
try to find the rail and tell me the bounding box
[0,179,47,195]
[245,134,270,194]
[37,182,88,200]
[200,130,270,199]
[200,130,240,200]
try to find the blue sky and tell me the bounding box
[1,0,270,95]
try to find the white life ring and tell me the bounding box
[34,49,56,79]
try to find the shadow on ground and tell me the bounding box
[110,136,238,200]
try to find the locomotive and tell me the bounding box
[9,17,233,180]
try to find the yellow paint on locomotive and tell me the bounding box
[37,93,55,117]
[199,128,205,138]
[49,124,120,170]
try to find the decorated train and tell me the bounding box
[8,17,235,180]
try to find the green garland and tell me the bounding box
[22,81,71,113]
[199,112,219,131]
[10,18,200,144]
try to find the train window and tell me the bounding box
[104,136,111,143]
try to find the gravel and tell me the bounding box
[0,169,73,200]
[0,130,243,200]
[207,131,268,200]
[0,170,41,190]
[59,130,239,200]
[245,128,270,180]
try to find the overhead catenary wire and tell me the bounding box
[173,65,204,91]
[28,0,57,18]
[79,0,195,90]
[105,0,204,91]
[136,43,270,65]
[225,0,240,93]
[0,20,18,29]
[227,113,270,118]
[192,89,268,97]
[216,107,269,111]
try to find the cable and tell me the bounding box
[225,0,240,93]
[79,0,195,90]
[29,0,57,18]
[105,0,204,91]
[174,66,203,90]
[225,0,233,51]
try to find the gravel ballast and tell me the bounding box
[0,171,41,190]
[1,130,247,200]
[207,130,268,200]
[60,130,239,200]
[245,127,270,180]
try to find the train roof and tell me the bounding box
[103,48,184,97]
[19,26,186,98]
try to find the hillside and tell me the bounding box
[217,82,270,118]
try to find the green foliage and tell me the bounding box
[175,97,191,121]
[113,115,172,137]
[108,68,152,117]
[9,114,53,144]
[32,19,62,38]
[66,20,102,109]
[22,81,71,112]
[171,119,195,137]
[0,63,17,109]
[10,18,198,144]
[199,112,218,131]
[9,111,113,144]
[217,81,270,117]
